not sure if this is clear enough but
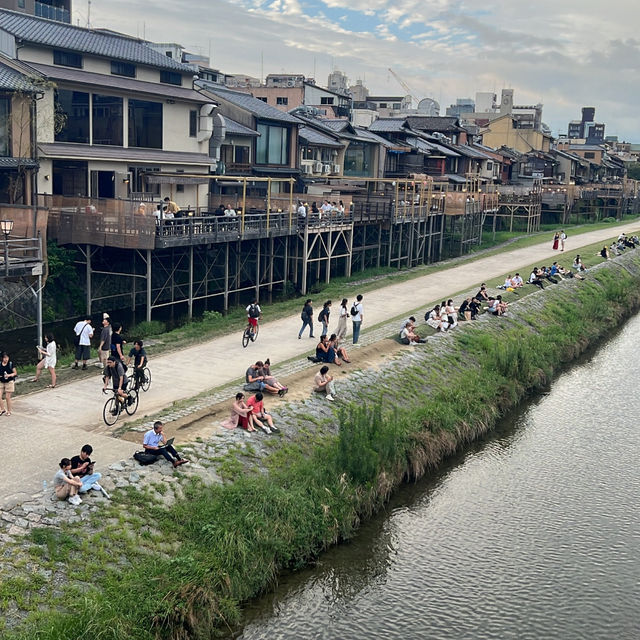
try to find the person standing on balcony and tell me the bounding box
[73,318,93,370]
[163,197,179,215]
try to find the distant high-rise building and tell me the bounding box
[327,69,348,95]
[567,106,605,144]
[0,0,71,23]
[446,98,475,117]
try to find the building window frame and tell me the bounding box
[276,97,289,106]
[159,71,182,86]
[110,61,136,78]
[189,109,198,138]
[53,49,83,69]
[256,121,290,166]
[128,99,163,149]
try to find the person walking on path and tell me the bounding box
[34,333,57,388]
[73,318,93,370]
[319,300,331,338]
[298,299,314,339]
[334,298,349,340]
[98,314,112,368]
[560,230,567,252]
[552,232,559,250]
[0,352,17,416]
[352,294,364,346]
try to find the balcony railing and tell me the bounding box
[35,1,70,22]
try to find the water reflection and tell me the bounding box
[235,316,640,640]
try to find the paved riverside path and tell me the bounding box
[3,222,638,506]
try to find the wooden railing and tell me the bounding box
[0,236,43,277]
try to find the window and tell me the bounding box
[379,103,387,108]
[128,166,160,194]
[128,99,162,148]
[92,94,123,146]
[52,160,88,196]
[392,103,401,109]
[256,122,290,165]
[18,0,25,7]
[160,71,182,86]
[55,89,89,143]
[320,97,334,105]
[486,162,493,171]
[234,146,249,164]
[302,146,315,161]
[53,49,82,69]
[189,110,198,137]
[176,184,184,193]
[584,152,595,159]
[0,96,9,156]
[344,141,373,177]
[276,97,288,105]
[257,97,268,103]
[111,61,136,78]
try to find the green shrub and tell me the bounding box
[129,320,166,338]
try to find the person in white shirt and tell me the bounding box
[73,318,93,370]
[34,333,57,387]
[334,298,349,340]
[352,294,364,345]
[511,273,523,287]
[224,205,237,217]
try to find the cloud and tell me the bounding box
[86,0,640,140]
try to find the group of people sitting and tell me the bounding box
[54,444,108,505]
[244,359,288,396]
[600,233,640,259]
[313,334,351,365]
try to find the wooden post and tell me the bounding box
[146,249,151,322]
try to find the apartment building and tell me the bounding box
[0,9,216,206]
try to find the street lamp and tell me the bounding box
[1,219,13,277]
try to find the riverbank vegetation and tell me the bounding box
[6,252,640,640]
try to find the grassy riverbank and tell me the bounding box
[6,251,640,640]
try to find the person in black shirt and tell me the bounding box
[126,340,148,391]
[102,356,128,400]
[0,352,17,416]
[298,299,314,339]
[110,323,125,361]
[69,444,106,496]
[469,298,481,320]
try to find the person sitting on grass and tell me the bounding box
[511,273,524,288]
[399,320,426,345]
[425,304,449,332]
[329,334,351,362]
[260,358,288,396]
[469,297,482,320]
[444,299,458,328]
[475,284,490,301]
[316,335,342,366]
[54,458,84,506]
[142,421,189,467]
[313,365,336,401]
[244,361,284,395]
[69,444,105,496]
[528,268,544,289]
[458,298,472,321]
[487,295,508,316]
[600,246,610,260]
[247,392,279,435]
[572,255,587,274]
[221,392,257,431]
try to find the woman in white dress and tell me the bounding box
[35,333,57,388]
[334,298,349,340]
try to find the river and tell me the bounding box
[232,315,640,639]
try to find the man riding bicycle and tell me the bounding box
[126,340,148,391]
[246,299,262,333]
[102,356,129,411]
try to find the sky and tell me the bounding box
[82,0,640,141]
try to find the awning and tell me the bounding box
[442,173,467,184]
[0,157,38,169]
[252,166,300,176]
[145,174,209,185]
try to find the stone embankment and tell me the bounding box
[1,250,640,636]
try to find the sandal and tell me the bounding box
[0,410,5,416]
[47,384,56,388]
[5,412,11,416]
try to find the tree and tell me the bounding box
[626,162,640,181]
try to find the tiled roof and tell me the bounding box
[0,156,38,168]
[405,116,462,133]
[368,118,409,133]
[352,127,395,147]
[0,61,35,91]
[299,125,343,148]
[316,119,351,132]
[26,62,210,102]
[223,116,259,137]
[38,142,211,165]
[197,81,300,124]
[0,9,192,71]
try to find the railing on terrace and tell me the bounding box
[0,236,43,277]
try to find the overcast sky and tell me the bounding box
[83,0,639,141]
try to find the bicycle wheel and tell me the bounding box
[103,397,120,426]
[125,389,139,416]
[140,367,151,392]
[250,324,259,342]
[242,327,251,348]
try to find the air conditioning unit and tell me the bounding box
[332,164,340,174]
[303,164,313,175]
[322,164,331,174]
[314,161,323,172]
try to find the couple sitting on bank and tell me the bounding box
[54,444,108,505]
[399,317,426,345]
[315,334,351,365]
[244,359,288,396]
[221,391,280,434]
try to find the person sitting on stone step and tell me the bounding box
[69,444,106,496]
[142,421,189,468]
[247,392,280,435]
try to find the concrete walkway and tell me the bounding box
[3,223,638,507]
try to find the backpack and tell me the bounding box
[248,304,260,318]
[350,304,358,317]
[133,451,158,466]
[318,308,328,323]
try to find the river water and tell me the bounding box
[233,315,640,639]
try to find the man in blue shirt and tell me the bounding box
[143,421,188,468]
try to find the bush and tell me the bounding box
[201,310,224,324]
[129,320,166,338]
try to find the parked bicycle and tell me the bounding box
[102,388,139,426]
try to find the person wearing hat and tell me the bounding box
[98,314,112,368]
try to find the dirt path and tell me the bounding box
[3,222,638,507]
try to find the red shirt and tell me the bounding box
[247,395,263,413]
